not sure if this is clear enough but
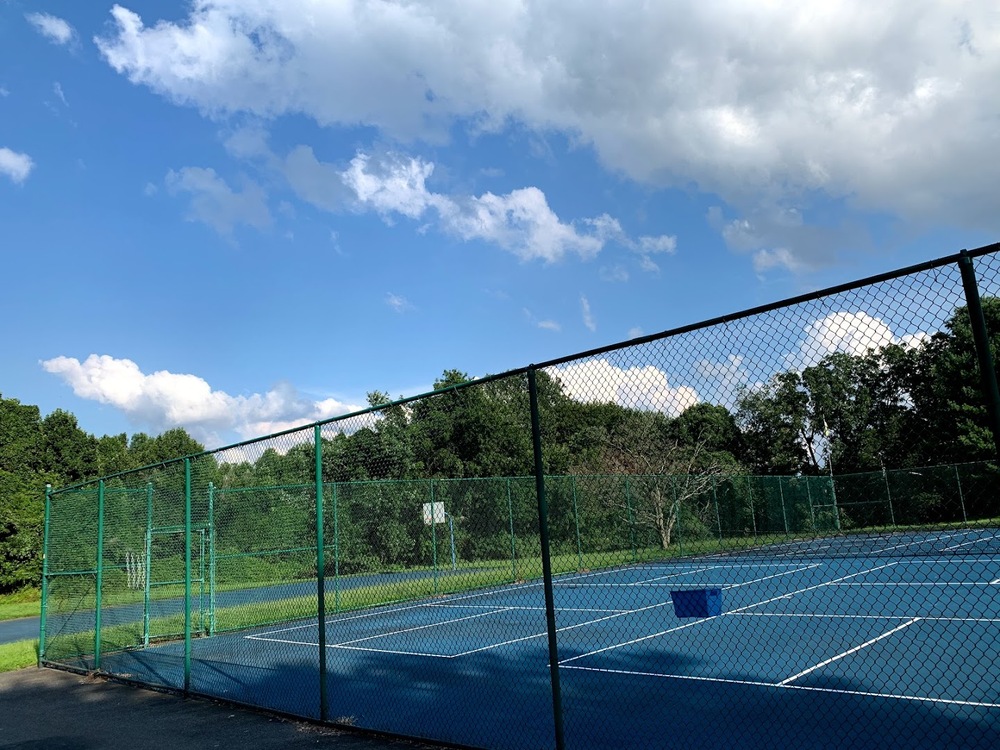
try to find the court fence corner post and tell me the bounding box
[183,459,192,694]
[527,367,565,750]
[958,249,1000,463]
[39,484,52,665]
[315,424,328,723]
[94,479,105,670]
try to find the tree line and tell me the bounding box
[5,299,999,593]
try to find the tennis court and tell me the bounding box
[92,528,1000,750]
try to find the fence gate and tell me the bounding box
[143,525,213,645]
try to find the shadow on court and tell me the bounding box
[0,668,438,750]
[87,638,1000,750]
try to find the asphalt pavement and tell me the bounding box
[0,668,442,750]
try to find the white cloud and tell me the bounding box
[41,354,363,447]
[552,358,699,416]
[581,295,596,332]
[94,0,1000,256]
[788,311,930,369]
[627,326,643,339]
[537,319,561,332]
[53,82,68,106]
[0,86,9,97]
[26,12,76,45]
[385,292,413,313]
[165,166,271,234]
[0,148,34,183]
[285,147,648,263]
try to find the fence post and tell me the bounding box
[806,478,817,531]
[94,480,105,670]
[332,481,341,613]
[315,425,328,722]
[571,476,583,570]
[959,250,1000,462]
[882,465,897,528]
[506,478,518,581]
[624,477,637,564]
[672,476,683,558]
[207,482,215,636]
[184,459,192,694]
[713,476,723,546]
[430,480,439,595]
[954,465,968,524]
[144,482,153,647]
[528,368,565,750]
[39,485,52,664]
[778,477,789,535]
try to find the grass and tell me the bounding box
[0,639,38,672]
[0,589,41,621]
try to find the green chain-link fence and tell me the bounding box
[41,244,1000,749]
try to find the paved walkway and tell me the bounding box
[0,668,440,750]
[0,617,37,645]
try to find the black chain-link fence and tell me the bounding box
[41,244,1000,749]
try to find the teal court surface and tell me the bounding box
[53,529,1000,750]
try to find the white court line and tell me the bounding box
[453,600,678,658]
[558,664,1000,710]
[722,564,822,589]
[733,612,1000,623]
[778,618,921,686]
[827,579,1000,586]
[942,537,997,552]
[727,561,901,614]
[558,618,711,664]
[428,603,625,613]
[992,578,1000,584]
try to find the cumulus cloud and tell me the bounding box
[0,148,34,184]
[94,0,1000,266]
[552,358,699,416]
[41,354,363,447]
[284,148,667,263]
[26,12,76,45]
[788,311,930,369]
[165,166,271,234]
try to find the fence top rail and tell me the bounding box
[49,241,1000,496]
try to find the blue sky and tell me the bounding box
[1,1,998,449]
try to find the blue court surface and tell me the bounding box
[100,529,1000,750]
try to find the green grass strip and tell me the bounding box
[0,639,38,673]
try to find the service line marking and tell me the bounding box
[777,618,921,686]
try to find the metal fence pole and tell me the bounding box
[506,478,518,581]
[713,476,723,545]
[954,465,969,524]
[778,477,789,535]
[207,481,215,636]
[38,485,52,664]
[94,480,105,670]
[624,477,637,563]
[571,475,583,570]
[527,368,565,750]
[144,482,153,647]
[430,480,439,595]
[883,466,897,528]
[332,481,341,613]
[184,460,192,693]
[315,425,328,722]
[959,250,1000,462]
[673,476,683,557]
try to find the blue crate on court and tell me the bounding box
[670,588,722,618]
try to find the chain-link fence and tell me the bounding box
[41,244,1000,749]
